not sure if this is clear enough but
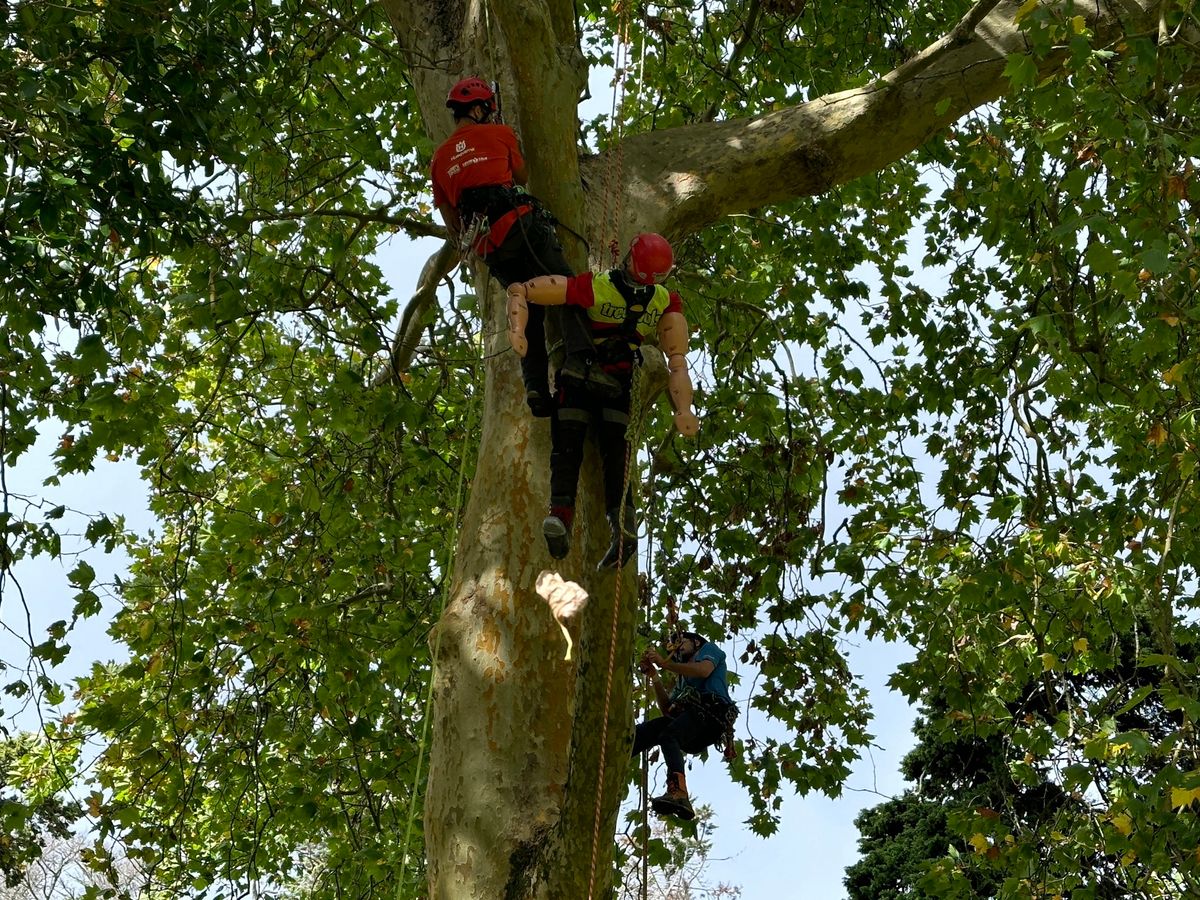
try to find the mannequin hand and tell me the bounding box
[673,410,700,437]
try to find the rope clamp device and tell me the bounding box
[460,214,488,256]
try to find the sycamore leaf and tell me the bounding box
[1170,787,1200,810]
[1013,0,1040,25]
[1002,54,1038,88]
[1112,812,1133,836]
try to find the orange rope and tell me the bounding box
[598,19,632,270]
[586,11,640,895]
[639,679,650,900]
[586,362,643,899]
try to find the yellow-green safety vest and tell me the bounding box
[586,273,673,348]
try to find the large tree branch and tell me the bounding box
[592,0,1165,238]
[881,0,1007,86]
[374,240,459,386]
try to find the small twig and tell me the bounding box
[702,0,763,122]
[244,207,447,240]
[880,0,1005,87]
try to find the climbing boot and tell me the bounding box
[650,771,695,821]
[521,356,555,418]
[525,385,555,418]
[558,355,622,400]
[597,503,637,570]
[542,506,573,560]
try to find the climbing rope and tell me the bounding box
[586,361,647,900]
[639,705,650,900]
[397,335,482,897]
[596,7,638,270]
[637,572,656,900]
[600,29,629,268]
[482,1,502,124]
[637,440,667,900]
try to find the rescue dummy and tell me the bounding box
[505,233,700,568]
[634,631,737,821]
[430,77,618,416]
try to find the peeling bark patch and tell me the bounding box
[476,621,509,682]
[786,142,837,196]
[505,823,553,900]
[429,0,464,46]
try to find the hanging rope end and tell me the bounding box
[536,571,590,661]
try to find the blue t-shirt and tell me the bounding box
[671,642,731,704]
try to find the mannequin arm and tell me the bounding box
[657,311,699,437]
[515,275,570,306]
[506,277,571,356]
[505,284,529,356]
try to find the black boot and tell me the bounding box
[521,356,554,418]
[525,385,555,418]
[542,506,573,560]
[597,503,637,570]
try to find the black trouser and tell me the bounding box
[632,709,723,774]
[549,372,634,514]
[481,211,594,395]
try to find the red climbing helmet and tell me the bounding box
[627,233,674,285]
[446,77,496,111]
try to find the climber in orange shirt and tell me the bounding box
[431,77,618,416]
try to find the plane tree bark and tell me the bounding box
[376,1,1169,897]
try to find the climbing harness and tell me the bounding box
[459,215,488,258]
[669,684,740,740]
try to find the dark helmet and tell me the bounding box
[446,77,496,112]
[627,232,674,285]
[667,630,706,661]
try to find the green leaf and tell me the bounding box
[1002,53,1038,88]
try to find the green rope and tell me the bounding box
[397,337,482,897]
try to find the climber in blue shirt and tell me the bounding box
[633,631,737,820]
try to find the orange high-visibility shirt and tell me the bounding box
[430,122,524,210]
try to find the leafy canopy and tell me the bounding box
[2,0,1199,896]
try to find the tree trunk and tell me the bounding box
[379,4,639,897]
[421,287,637,899]
[378,0,1168,896]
